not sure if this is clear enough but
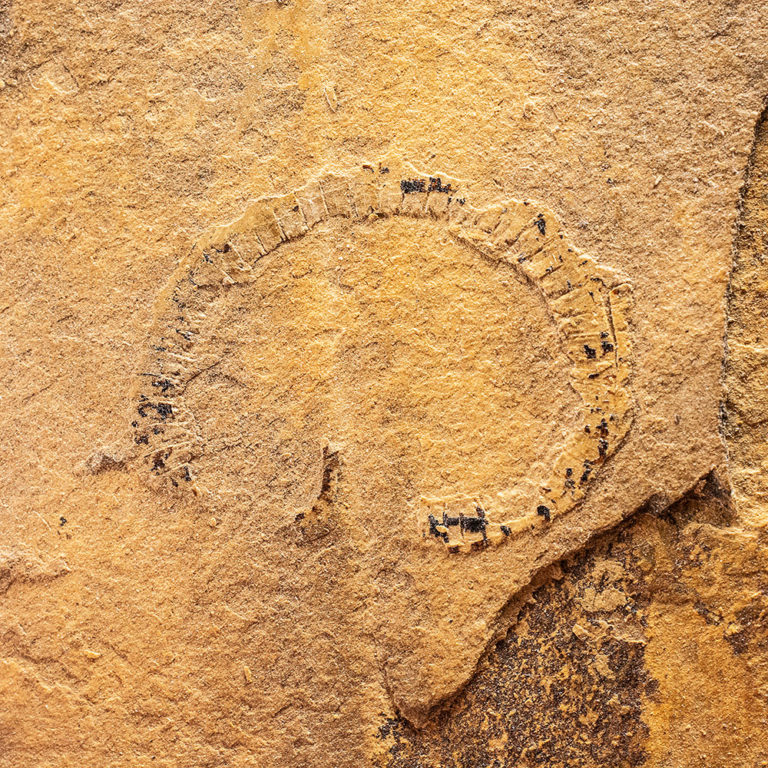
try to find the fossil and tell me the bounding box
[132,160,634,551]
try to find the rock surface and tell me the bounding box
[1,1,768,765]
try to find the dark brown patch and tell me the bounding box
[376,524,655,768]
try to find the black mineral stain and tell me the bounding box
[428,514,449,543]
[151,377,174,393]
[137,401,173,420]
[428,177,453,194]
[401,178,426,194]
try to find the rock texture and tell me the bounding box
[131,160,638,721]
[727,100,768,528]
[376,478,768,768]
[2,0,768,766]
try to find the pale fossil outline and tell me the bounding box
[131,160,634,552]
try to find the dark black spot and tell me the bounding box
[461,515,487,535]
[601,340,615,354]
[500,525,511,536]
[59,516,67,527]
[536,505,551,522]
[151,454,166,471]
[584,344,597,359]
[377,718,398,741]
[536,215,546,236]
[137,401,173,420]
[400,178,426,194]
[428,177,453,194]
[151,377,174,393]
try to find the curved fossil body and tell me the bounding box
[132,161,633,550]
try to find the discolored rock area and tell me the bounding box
[378,526,656,768]
[376,478,768,768]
